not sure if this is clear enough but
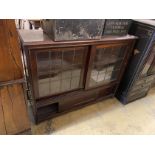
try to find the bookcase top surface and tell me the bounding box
[18,30,137,47]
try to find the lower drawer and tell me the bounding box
[131,83,151,92]
[130,74,155,93]
[127,91,147,103]
[135,74,155,86]
[59,84,117,112]
[129,86,150,98]
[59,89,98,112]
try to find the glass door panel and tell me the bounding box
[36,47,87,98]
[36,51,50,97]
[88,44,127,88]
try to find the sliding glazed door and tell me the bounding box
[87,43,128,88]
[31,46,88,98]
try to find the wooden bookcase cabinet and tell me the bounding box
[19,30,136,123]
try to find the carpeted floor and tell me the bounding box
[31,87,155,135]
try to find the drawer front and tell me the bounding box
[134,79,146,86]
[59,89,98,112]
[97,85,117,99]
[128,75,155,100]
[129,86,150,98]
[133,74,155,88]
[127,91,147,103]
[59,84,117,112]
[131,82,151,92]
